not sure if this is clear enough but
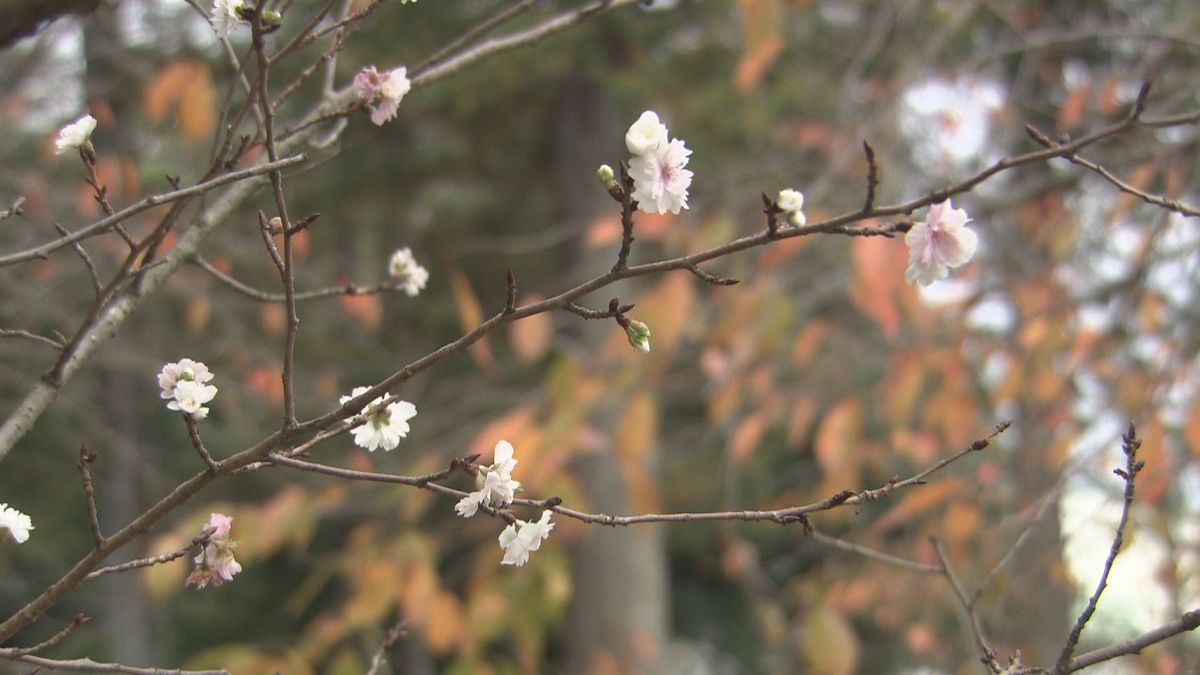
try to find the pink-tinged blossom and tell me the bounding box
[354,66,411,126]
[0,503,33,544]
[186,513,242,589]
[55,114,97,155]
[904,199,978,286]
[340,387,417,452]
[455,440,522,518]
[158,358,215,400]
[498,510,554,566]
[629,138,693,215]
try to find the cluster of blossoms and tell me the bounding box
[455,440,522,517]
[354,66,412,126]
[776,188,806,227]
[904,199,978,286]
[0,503,33,544]
[55,114,97,155]
[340,387,417,452]
[186,513,242,589]
[159,359,218,420]
[388,248,430,297]
[499,510,554,566]
[625,110,693,215]
[453,441,555,566]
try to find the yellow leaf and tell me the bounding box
[616,392,658,463]
[425,591,464,655]
[140,532,189,600]
[797,605,860,675]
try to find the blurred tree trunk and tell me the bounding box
[553,76,670,674]
[83,12,157,667]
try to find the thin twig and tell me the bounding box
[184,416,220,475]
[1060,608,1200,672]
[193,255,394,303]
[269,422,1008,527]
[1053,423,1144,674]
[933,537,1002,673]
[972,486,1060,605]
[0,652,227,674]
[54,223,103,294]
[365,617,410,675]
[0,613,88,656]
[0,329,64,350]
[0,196,26,222]
[686,263,739,286]
[413,0,535,76]
[85,528,215,580]
[563,301,635,320]
[0,155,306,268]
[610,161,638,272]
[504,269,517,313]
[810,529,940,573]
[77,444,104,547]
[861,140,879,213]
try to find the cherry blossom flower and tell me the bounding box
[630,137,693,215]
[625,110,692,214]
[777,188,806,227]
[0,503,33,544]
[498,510,554,566]
[340,386,417,452]
[354,66,411,126]
[55,114,97,155]
[455,440,522,517]
[625,110,669,156]
[158,359,215,401]
[159,359,218,420]
[624,319,651,353]
[904,199,978,286]
[210,0,244,38]
[168,380,219,420]
[388,248,429,297]
[186,513,242,589]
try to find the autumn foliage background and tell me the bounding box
[1,0,1199,673]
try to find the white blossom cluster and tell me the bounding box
[625,111,693,215]
[159,359,219,420]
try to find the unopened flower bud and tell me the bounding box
[597,164,617,190]
[625,320,651,353]
[261,9,282,25]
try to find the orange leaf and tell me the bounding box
[507,293,552,363]
[728,411,767,465]
[849,235,906,339]
[814,399,861,479]
[338,292,381,331]
[245,364,284,406]
[735,0,785,92]
[1057,83,1091,132]
[872,478,966,532]
[259,303,286,337]
[448,266,494,370]
[143,60,216,143]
